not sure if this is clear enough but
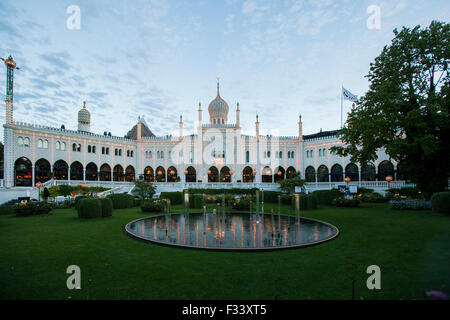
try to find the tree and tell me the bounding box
[331,21,449,197]
[278,177,306,193]
[133,180,156,199]
[59,184,74,197]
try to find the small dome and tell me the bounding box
[78,101,90,124]
[208,78,229,123]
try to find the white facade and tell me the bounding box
[2,82,405,190]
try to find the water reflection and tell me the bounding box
[126,212,338,250]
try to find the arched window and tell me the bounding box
[317,165,329,182]
[119,149,122,156]
[56,141,61,150]
[330,164,344,182]
[38,139,43,148]
[262,166,272,183]
[361,163,376,181]
[185,166,196,182]
[144,166,154,182]
[167,166,177,182]
[72,143,77,151]
[100,163,111,181]
[305,166,316,182]
[345,163,359,181]
[274,166,285,182]
[61,142,66,150]
[102,147,105,154]
[105,147,109,155]
[85,163,98,181]
[43,140,48,149]
[77,144,81,152]
[92,146,96,153]
[88,145,92,153]
[14,157,32,186]
[18,136,24,146]
[243,166,253,183]
[246,150,250,163]
[23,137,30,147]
[53,160,68,180]
[323,149,327,156]
[319,149,322,157]
[35,158,51,183]
[378,160,394,181]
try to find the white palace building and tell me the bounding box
[1,55,413,201]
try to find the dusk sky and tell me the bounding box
[0,0,448,138]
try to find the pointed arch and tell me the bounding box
[361,163,376,181]
[208,166,218,182]
[125,165,135,182]
[330,164,343,182]
[242,166,254,183]
[345,163,359,182]
[100,163,111,181]
[70,161,83,181]
[378,160,394,181]
[155,166,165,182]
[305,166,316,182]
[262,166,272,183]
[14,157,32,186]
[286,166,297,179]
[185,166,196,182]
[273,166,285,182]
[317,165,329,182]
[85,162,98,181]
[167,166,177,182]
[113,164,124,182]
[220,166,231,182]
[144,166,154,182]
[53,159,68,180]
[35,158,51,183]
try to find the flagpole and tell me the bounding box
[340,85,343,129]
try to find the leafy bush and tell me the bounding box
[232,198,251,210]
[262,191,282,203]
[280,194,294,206]
[15,201,53,216]
[160,192,183,205]
[306,194,318,210]
[74,196,88,210]
[389,199,431,210]
[0,205,16,215]
[387,187,423,199]
[188,194,204,208]
[312,189,343,205]
[77,198,102,219]
[431,192,450,214]
[186,188,259,195]
[106,194,135,209]
[362,192,388,203]
[141,201,164,213]
[332,197,361,208]
[100,198,113,218]
[357,187,374,195]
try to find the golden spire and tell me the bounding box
[216,76,220,97]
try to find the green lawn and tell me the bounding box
[0,202,449,300]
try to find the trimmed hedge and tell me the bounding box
[431,192,450,214]
[141,202,164,213]
[0,205,15,215]
[160,192,183,205]
[332,197,361,208]
[74,196,88,210]
[312,189,343,205]
[15,201,53,216]
[389,199,431,210]
[77,198,102,219]
[262,191,282,203]
[232,198,251,210]
[189,194,204,208]
[186,188,259,195]
[306,194,318,210]
[106,194,135,209]
[100,198,113,218]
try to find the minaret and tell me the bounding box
[255,114,261,183]
[255,114,260,137]
[136,116,142,140]
[236,102,240,128]
[77,101,91,132]
[3,55,17,124]
[198,102,202,128]
[179,114,183,137]
[298,114,303,141]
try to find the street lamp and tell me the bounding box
[345,177,351,188]
[385,176,393,190]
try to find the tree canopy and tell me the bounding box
[332,21,449,197]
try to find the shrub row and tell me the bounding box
[160,192,184,205]
[332,197,361,208]
[141,201,164,213]
[77,197,113,219]
[106,194,135,209]
[387,187,423,199]
[186,188,259,195]
[431,192,450,214]
[0,205,16,215]
[15,201,53,216]
[311,189,343,205]
[389,199,431,210]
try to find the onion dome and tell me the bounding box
[78,101,90,124]
[208,77,229,124]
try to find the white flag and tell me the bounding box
[342,87,358,102]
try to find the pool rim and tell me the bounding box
[124,212,340,252]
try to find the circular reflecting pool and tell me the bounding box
[125,212,339,251]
